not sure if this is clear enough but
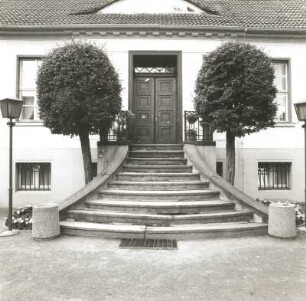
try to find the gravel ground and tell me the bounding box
[0,208,306,301]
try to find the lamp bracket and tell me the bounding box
[7,121,15,127]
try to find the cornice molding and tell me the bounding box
[1,24,306,39]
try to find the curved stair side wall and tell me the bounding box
[58,145,128,216]
[184,144,268,222]
[60,143,268,239]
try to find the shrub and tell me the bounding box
[257,199,305,226]
[4,206,32,230]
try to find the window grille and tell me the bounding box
[134,67,176,74]
[17,163,51,191]
[258,162,291,190]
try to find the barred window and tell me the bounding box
[18,58,42,120]
[258,162,291,190]
[273,61,289,122]
[17,163,51,191]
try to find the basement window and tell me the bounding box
[216,161,224,178]
[92,162,97,178]
[258,162,291,190]
[17,163,51,191]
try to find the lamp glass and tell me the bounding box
[294,101,306,121]
[0,98,23,119]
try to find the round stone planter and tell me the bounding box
[32,203,60,240]
[268,202,296,238]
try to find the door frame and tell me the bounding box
[128,51,183,143]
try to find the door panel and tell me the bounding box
[134,77,154,143]
[133,77,176,144]
[155,78,176,144]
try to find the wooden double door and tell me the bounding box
[133,76,177,144]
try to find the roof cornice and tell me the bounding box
[1,24,306,39]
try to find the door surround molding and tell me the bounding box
[128,51,183,143]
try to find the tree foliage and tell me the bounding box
[37,42,122,137]
[36,42,122,183]
[194,42,277,184]
[194,42,277,137]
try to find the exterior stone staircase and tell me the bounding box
[60,144,268,239]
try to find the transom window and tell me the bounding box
[133,55,177,74]
[134,67,176,74]
[18,58,42,120]
[258,162,291,190]
[273,61,289,122]
[17,163,51,191]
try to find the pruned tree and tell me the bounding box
[194,42,277,185]
[37,42,122,184]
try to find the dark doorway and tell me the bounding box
[130,53,181,144]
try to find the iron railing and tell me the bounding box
[102,110,214,144]
[184,111,214,144]
[101,111,133,144]
[258,162,291,190]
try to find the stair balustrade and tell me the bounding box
[184,111,214,145]
[100,110,134,145]
[100,110,214,145]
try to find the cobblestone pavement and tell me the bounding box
[0,209,306,301]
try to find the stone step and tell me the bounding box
[126,157,187,165]
[129,150,184,158]
[60,221,267,240]
[129,144,184,151]
[85,199,235,214]
[98,189,220,200]
[108,180,209,191]
[116,172,201,182]
[145,222,268,240]
[122,164,192,173]
[66,209,254,226]
[60,221,145,239]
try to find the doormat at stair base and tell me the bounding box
[119,238,177,250]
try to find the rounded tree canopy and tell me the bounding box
[37,42,122,136]
[194,42,277,137]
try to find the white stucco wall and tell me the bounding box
[0,34,306,207]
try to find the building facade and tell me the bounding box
[0,0,306,208]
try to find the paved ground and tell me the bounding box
[0,209,306,301]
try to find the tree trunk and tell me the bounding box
[225,131,236,185]
[79,131,93,184]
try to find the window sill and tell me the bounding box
[16,190,51,194]
[274,122,296,128]
[16,120,44,127]
[258,189,291,191]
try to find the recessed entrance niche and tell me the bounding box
[131,54,180,144]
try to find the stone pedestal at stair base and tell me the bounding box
[268,203,296,238]
[32,203,60,240]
